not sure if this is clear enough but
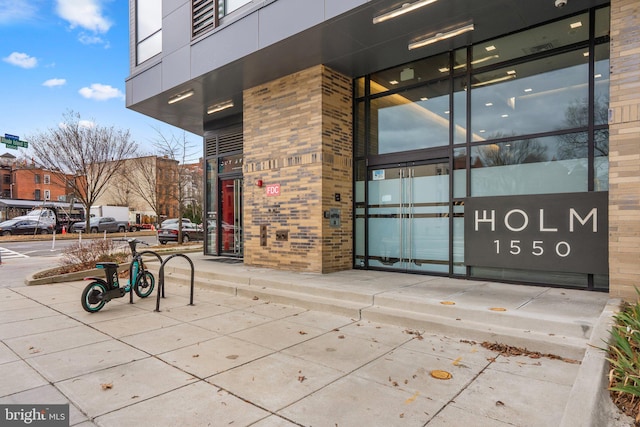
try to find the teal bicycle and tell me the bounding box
[81,238,156,313]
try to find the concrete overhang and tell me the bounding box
[126,0,609,137]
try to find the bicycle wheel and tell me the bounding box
[134,271,155,298]
[81,282,107,313]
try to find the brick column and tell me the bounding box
[609,0,640,300]
[243,65,353,273]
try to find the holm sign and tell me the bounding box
[464,192,608,274]
[266,183,280,197]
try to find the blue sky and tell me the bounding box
[0,0,201,160]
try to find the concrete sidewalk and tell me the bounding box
[0,255,633,426]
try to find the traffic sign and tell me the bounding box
[4,134,19,141]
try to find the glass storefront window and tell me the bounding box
[453,77,467,144]
[470,133,588,197]
[370,81,450,155]
[370,53,449,95]
[471,50,589,141]
[453,147,466,198]
[594,43,610,125]
[472,12,589,68]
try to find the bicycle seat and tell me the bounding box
[96,262,119,269]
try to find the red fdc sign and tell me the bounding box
[266,183,280,197]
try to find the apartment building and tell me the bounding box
[126,0,639,299]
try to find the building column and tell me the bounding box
[243,65,353,273]
[608,0,640,300]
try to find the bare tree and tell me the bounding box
[151,129,198,243]
[28,111,137,231]
[121,155,167,222]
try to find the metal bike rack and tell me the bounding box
[129,250,163,304]
[155,253,195,312]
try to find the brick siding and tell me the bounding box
[243,65,353,273]
[609,0,640,301]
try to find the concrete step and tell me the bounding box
[149,264,593,358]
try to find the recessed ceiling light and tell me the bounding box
[207,100,234,115]
[373,0,439,24]
[506,70,516,75]
[408,23,474,50]
[501,114,509,118]
[444,110,450,114]
[570,21,583,29]
[595,74,602,79]
[420,97,429,101]
[438,67,450,73]
[390,80,399,85]
[583,51,590,57]
[168,89,195,104]
[485,102,493,107]
[479,129,486,133]
[485,45,496,52]
[524,88,533,92]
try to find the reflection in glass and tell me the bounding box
[205,160,218,255]
[453,77,467,144]
[594,43,610,125]
[370,53,449,95]
[472,12,589,68]
[471,51,589,141]
[137,32,162,64]
[471,267,589,288]
[453,147,466,198]
[371,81,449,155]
[471,134,588,196]
[226,0,252,14]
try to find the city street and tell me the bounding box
[0,235,159,288]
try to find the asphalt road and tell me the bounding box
[0,235,159,288]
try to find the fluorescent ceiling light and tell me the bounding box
[409,23,475,50]
[373,0,438,24]
[207,100,234,115]
[168,89,194,104]
[485,45,496,51]
[524,88,533,92]
[570,21,583,29]
[389,80,399,85]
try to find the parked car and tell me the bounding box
[160,218,193,228]
[0,219,55,236]
[158,223,203,244]
[72,216,129,234]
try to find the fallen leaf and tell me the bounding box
[131,395,139,399]
[101,383,113,390]
[299,331,308,335]
[399,413,404,418]
[405,391,420,404]
[338,335,345,339]
[252,296,259,300]
[452,357,462,366]
[440,301,456,305]
[496,401,505,406]
[489,307,507,312]
[226,355,239,360]
[192,354,200,358]
[298,376,306,383]
[430,370,452,380]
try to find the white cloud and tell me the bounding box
[56,0,112,33]
[3,52,37,69]
[78,83,124,101]
[43,78,66,87]
[0,0,38,24]
[78,32,105,45]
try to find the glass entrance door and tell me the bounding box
[367,162,449,273]
[220,177,243,256]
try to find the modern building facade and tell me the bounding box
[127,0,640,300]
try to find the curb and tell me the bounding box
[559,298,633,427]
